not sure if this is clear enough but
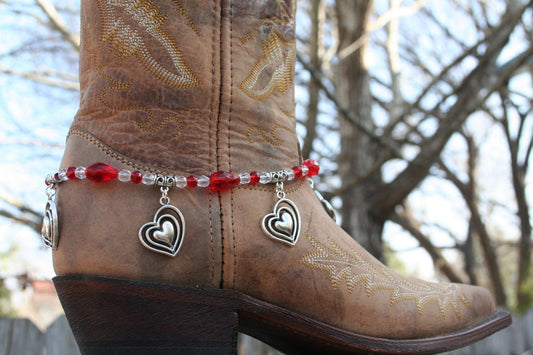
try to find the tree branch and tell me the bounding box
[438,140,507,305]
[338,0,431,60]
[390,208,465,283]
[0,65,79,91]
[297,51,404,159]
[0,191,43,235]
[369,1,533,219]
[35,0,80,52]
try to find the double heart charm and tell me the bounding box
[262,198,301,246]
[41,199,59,250]
[139,205,185,257]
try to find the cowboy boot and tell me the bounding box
[47,0,510,354]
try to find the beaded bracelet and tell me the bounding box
[45,159,319,191]
[42,160,328,257]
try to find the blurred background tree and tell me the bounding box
[0,0,531,327]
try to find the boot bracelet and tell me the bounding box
[42,160,334,257]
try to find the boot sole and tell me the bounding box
[53,275,511,355]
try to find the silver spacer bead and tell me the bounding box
[270,170,289,183]
[155,175,176,188]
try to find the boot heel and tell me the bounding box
[53,276,238,355]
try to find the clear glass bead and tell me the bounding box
[259,172,271,184]
[118,170,131,182]
[285,169,295,181]
[75,166,86,179]
[175,176,187,188]
[239,172,251,184]
[58,168,68,181]
[197,175,209,188]
[142,173,156,185]
[301,165,309,176]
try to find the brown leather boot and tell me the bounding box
[48,0,510,354]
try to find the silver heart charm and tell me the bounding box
[139,205,185,257]
[275,212,294,234]
[41,200,59,250]
[262,198,301,246]
[153,220,175,246]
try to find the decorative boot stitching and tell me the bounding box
[239,31,296,101]
[247,123,293,146]
[301,234,471,319]
[169,0,200,36]
[97,0,200,88]
[280,105,296,119]
[239,0,295,46]
[94,64,184,137]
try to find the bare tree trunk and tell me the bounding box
[463,223,479,286]
[335,0,385,260]
[498,91,533,311]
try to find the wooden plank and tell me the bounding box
[238,333,285,355]
[45,315,80,355]
[0,318,44,355]
[522,308,533,352]
[0,318,13,355]
[445,311,526,355]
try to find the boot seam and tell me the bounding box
[229,0,238,290]
[215,0,225,289]
[67,127,175,174]
[209,0,219,288]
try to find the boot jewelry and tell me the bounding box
[43,160,321,255]
[309,179,337,222]
[262,175,301,246]
[41,185,59,250]
[139,178,185,257]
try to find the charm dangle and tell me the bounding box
[41,185,59,250]
[308,179,337,222]
[262,178,301,246]
[139,182,185,257]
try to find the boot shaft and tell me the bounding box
[72,0,300,174]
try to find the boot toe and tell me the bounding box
[461,283,497,326]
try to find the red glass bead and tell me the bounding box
[187,175,198,188]
[209,171,240,193]
[292,166,302,179]
[85,163,119,183]
[131,171,142,184]
[66,167,77,180]
[304,159,320,177]
[249,172,260,184]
